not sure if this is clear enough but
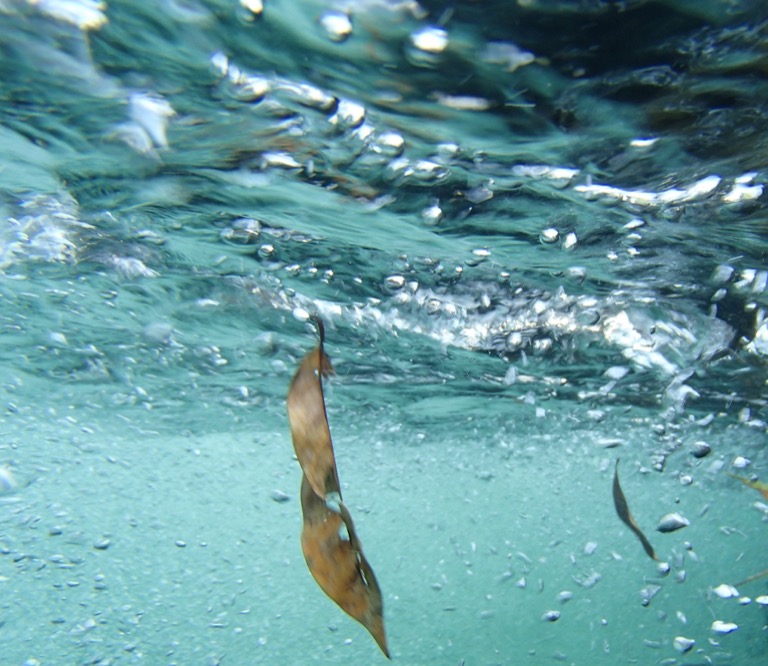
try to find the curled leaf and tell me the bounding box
[286,319,340,500]
[613,459,658,560]
[300,474,390,658]
[287,320,389,658]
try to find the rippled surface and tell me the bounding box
[1,0,767,664]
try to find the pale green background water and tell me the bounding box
[1,1,767,664]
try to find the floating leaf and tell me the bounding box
[287,319,389,658]
[300,474,389,658]
[612,459,658,560]
[286,318,340,500]
[729,473,768,500]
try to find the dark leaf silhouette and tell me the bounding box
[612,459,657,561]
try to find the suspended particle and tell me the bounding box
[673,636,695,653]
[711,620,738,635]
[657,512,689,533]
[712,584,739,599]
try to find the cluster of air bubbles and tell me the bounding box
[709,261,768,357]
[538,227,577,251]
[703,580,768,639]
[220,218,262,245]
[1,195,86,268]
[201,11,547,207]
[210,51,478,194]
[110,92,176,158]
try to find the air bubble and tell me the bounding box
[319,11,352,42]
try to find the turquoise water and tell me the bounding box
[1,0,767,664]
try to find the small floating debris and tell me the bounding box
[755,595,768,605]
[584,541,598,556]
[466,184,493,204]
[657,512,689,533]
[270,489,291,503]
[640,584,661,607]
[711,620,738,635]
[557,591,573,603]
[573,571,602,589]
[673,636,695,653]
[731,456,751,469]
[712,583,739,599]
[656,562,671,576]
[93,538,111,551]
[690,441,711,458]
[542,610,560,622]
[0,466,17,493]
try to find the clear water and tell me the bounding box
[1,1,767,664]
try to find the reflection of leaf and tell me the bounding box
[287,319,389,658]
[286,319,340,500]
[301,474,390,658]
[612,459,657,560]
[729,473,768,500]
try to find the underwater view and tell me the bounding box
[1,0,767,663]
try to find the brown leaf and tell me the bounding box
[735,567,768,587]
[612,459,658,561]
[287,320,389,658]
[729,473,768,500]
[286,319,340,499]
[300,474,390,658]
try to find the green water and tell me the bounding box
[1,0,767,664]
